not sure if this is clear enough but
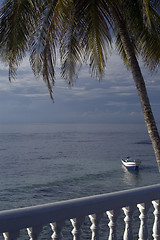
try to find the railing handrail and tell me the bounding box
[0,183,160,233]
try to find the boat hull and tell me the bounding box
[121,159,141,170]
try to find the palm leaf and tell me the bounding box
[30,0,76,98]
[114,0,160,71]
[141,0,152,28]
[0,0,39,80]
[59,0,83,84]
[135,1,160,70]
[29,0,59,100]
[74,0,112,80]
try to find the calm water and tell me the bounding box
[0,122,160,212]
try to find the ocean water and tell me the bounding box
[0,123,160,239]
[0,122,159,210]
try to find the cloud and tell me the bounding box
[105,101,139,106]
[18,93,50,98]
[0,50,159,123]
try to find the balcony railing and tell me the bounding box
[1,184,160,239]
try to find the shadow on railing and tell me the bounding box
[1,184,160,239]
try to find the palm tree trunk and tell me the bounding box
[114,15,160,170]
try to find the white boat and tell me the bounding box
[121,157,141,170]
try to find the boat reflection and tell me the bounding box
[122,165,140,186]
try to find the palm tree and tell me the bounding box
[0,0,160,169]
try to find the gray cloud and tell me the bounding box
[0,51,159,123]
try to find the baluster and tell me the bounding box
[70,216,85,240]
[137,202,151,240]
[3,230,20,240]
[50,221,65,240]
[27,225,43,240]
[89,212,103,240]
[122,205,136,240]
[152,200,160,240]
[106,209,121,240]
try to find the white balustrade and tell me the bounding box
[50,221,65,240]
[137,202,151,240]
[27,225,42,240]
[70,216,85,240]
[152,200,160,240]
[3,230,20,240]
[89,212,103,240]
[0,184,160,239]
[122,205,136,240]
[107,209,121,240]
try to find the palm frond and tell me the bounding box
[115,33,128,66]
[139,29,160,70]
[115,0,160,71]
[43,39,55,100]
[60,32,82,85]
[30,0,79,98]
[29,0,59,100]
[136,1,160,70]
[74,0,112,80]
[141,0,152,28]
[0,0,39,80]
[59,0,83,84]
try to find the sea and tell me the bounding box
[0,122,160,239]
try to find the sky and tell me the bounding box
[0,50,159,123]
